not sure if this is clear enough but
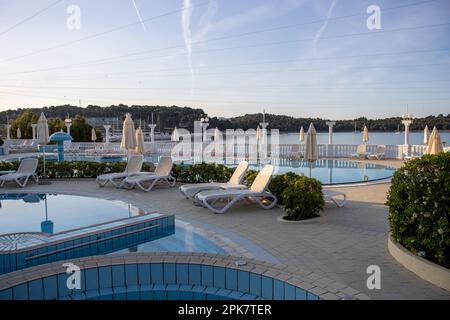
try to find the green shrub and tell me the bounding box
[244,169,259,187]
[282,176,325,221]
[386,153,450,267]
[268,172,299,206]
[172,163,233,183]
[0,159,155,179]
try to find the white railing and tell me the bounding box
[3,140,432,160]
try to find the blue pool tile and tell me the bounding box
[113,286,127,295]
[225,269,238,291]
[216,288,232,298]
[238,271,250,293]
[273,280,284,300]
[138,264,151,285]
[189,264,201,286]
[179,291,193,300]
[85,290,100,300]
[166,284,180,292]
[57,273,72,298]
[153,291,167,300]
[194,292,206,300]
[307,292,320,300]
[113,292,126,300]
[12,283,28,300]
[0,289,12,300]
[228,290,244,300]
[98,266,112,289]
[249,273,262,297]
[127,291,140,300]
[201,265,213,287]
[295,288,307,300]
[176,264,189,284]
[284,284,296,300]
[71,292,87,300]
[179,284,193,292]
[151,263,164,284]
[168,291,180,300]
[141,291,153,300]
[29,279,44,300]
[241,293,258,300]
[204,287,219,295]
[99,287,113,298]
[213,266,226,289]
[112,265,125,287]
[125,264,138,286]
[43,276,58,300]
[85,268,99,291]
[164,263,176,284]
[261,276,273,300]
[191,285,206,293]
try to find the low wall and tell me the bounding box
[388,234,450,292]
[0,253,366,300]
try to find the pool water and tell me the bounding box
[0,193,225,254]
[250,159,396,185]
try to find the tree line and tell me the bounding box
[1,105,449,136]
[3,110,102,142]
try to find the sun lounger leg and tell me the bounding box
[253,194,278,210]
[110,178,124,188]
[96,178,109,187]
[17,176,29,188]
[202,194,244,214]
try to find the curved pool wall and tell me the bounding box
[0,214,175,275]
[0,253,360,300]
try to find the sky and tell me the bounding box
[0,0,449,120]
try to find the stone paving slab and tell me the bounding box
[0,172,449,300]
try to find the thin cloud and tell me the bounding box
[131,0,147,32]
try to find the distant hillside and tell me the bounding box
[0,104,449,132]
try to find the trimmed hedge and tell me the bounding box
[172,163,233,183]
[0,159,155,179]
[386,153,450,268]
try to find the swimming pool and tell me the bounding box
[249,159,396,185]
[0,193,225,255]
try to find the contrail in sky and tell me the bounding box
[182,0,195,96]
[313,0,338,53]
[131,0,147,32]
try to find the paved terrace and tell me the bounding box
[1,159,449,300]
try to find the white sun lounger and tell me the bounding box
[120,156,176,192]
[350,144,370,159]
[367,145,386,160]
[195,165,277,214]
[179,161,249,201]
[323,190,347,208]
[96,155,144,187]
[0,158,38,188]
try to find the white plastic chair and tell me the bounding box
[0,158,39,188]
[350,144,369,159]
[367,145,386,160]
[96,155,144,187]
[179,161,249,201]
[195,165,277,214]
[120,156,176,192]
